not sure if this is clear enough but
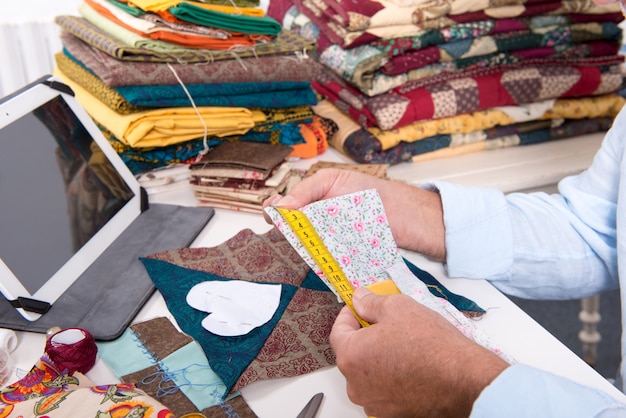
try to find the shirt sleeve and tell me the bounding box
[419,106,626,299]
[471,365,626,418]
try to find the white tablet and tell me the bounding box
[0,76,143,321]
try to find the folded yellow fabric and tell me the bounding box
[128,0,265,15]
[54,68,266,148]
[370,95,624,150]
[126,0,181,12]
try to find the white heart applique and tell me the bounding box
[186,281,282,336]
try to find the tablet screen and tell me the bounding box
[0,95,134,295]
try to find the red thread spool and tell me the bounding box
[45,328,98,374]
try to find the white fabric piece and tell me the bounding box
[186,281,281,336]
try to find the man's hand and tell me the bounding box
[263,168,447,261]
[330,288,509,418]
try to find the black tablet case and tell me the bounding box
[0,203,214,340]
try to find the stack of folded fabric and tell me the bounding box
[267,0,626,164]
[189,141,296,213]
[52,0,336,189]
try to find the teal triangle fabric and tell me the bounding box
[140,257,297,396]
[403,258,486,316]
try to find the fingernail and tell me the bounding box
[274,195,297,207]
[264,194,282,207]
[352,287,372,302]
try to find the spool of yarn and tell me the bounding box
[45,328,98,374]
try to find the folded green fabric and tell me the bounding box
[170,2,281,35]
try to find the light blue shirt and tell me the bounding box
[424,105,626,416]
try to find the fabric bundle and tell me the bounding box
[188,141,299,213]
[52,0,334,195]
[267,0,626,164]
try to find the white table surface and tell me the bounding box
[9,135,625,418]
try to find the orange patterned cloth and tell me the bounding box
[0,356,173,417]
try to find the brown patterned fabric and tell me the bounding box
[148,228,343,393]
[130,317,193,360]
[60,30,320,87]
[55,15,316,64]
[232,287,340,391]
[202,395,258,418]
[149,228,310,285]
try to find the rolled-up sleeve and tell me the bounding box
[421,152,619,300]
[471,365,626,418]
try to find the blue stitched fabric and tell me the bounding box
[140,257,298,396]
[160,341,227,409]
[97,327,157,377]
[98,332,227,410]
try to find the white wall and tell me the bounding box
[0,1,82,97]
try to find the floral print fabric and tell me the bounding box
[265,190,515,363]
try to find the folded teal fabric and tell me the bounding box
[170,2,282,35]
[114,81,317,108]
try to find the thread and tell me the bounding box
[141,363,225,398]
[166,62,210,161]
[44,328,98,374]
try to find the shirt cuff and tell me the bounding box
[420,181,513,279]
[471,364,626,417]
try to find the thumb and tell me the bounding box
[272,194,304,209]
[351,288,388,325]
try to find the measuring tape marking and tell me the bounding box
[276,207,369,327]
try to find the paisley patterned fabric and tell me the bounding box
[0,356,174,417]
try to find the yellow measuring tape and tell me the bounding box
[276,207,400,328]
